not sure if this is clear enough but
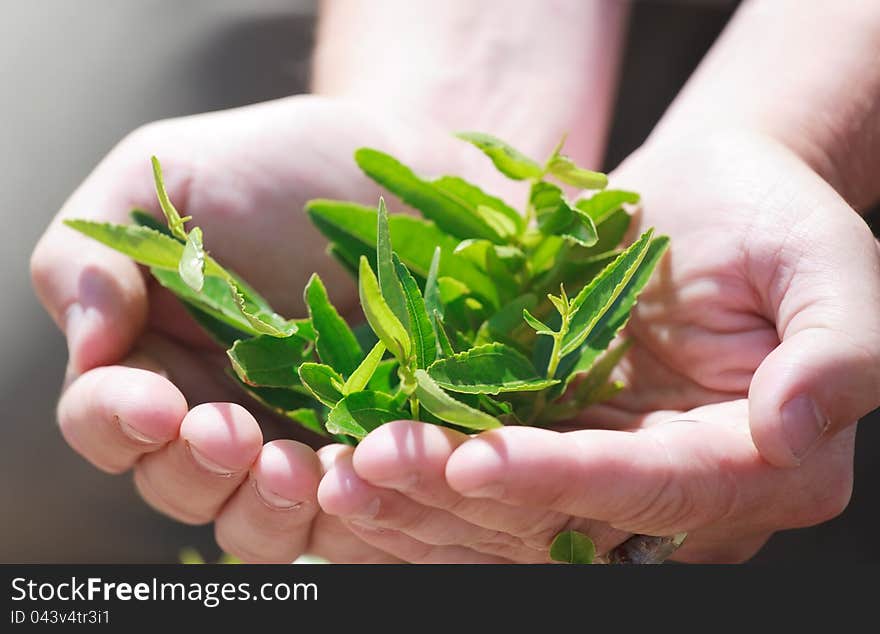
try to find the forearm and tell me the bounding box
[312,0,629,170]
[650,0,880,211]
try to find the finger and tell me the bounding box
[446,400,855,536]
[672,532,772,564]
[308,513,402,564]
[58,366,186,473]
[214,440,321,563]
[354,421,627,554]
[29,141,177,373]
[344,522,515,564]
[318,449,535,560]
[748,193,880,466]
[133,402,262,524]
[306,444,403,564]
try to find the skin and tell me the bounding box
[333,129,876,563]
[30,0,880,562]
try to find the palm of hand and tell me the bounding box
[563,131,864,556]
[334,131,868,564]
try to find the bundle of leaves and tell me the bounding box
[65,132,670,563]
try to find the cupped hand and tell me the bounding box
[30,94,461,563]
[319,130,880,563]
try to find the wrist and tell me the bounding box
[650,0,880,211]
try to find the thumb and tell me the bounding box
[749,212,880,467]
[29,141,175,374]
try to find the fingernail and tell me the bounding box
[459,483,505,499]
[253,479,303,510]
[115,415,160,445]
[781,395,829,461]
[186,440,236,476]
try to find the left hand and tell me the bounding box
[317,129,880,563]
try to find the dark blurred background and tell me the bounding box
[2,0,877,563]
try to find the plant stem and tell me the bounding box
[601,533,688,564]
[546,333,564,380]
[410,395,420,421]
[545,309,571,380]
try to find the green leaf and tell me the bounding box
[431,175,524,234]
[326,391,404,439]
[528,235,566,277]
[532,182,574,235]
[181,302,250,347]
[64,220,192,272]
[343,341,386,395]
[328,244,360,277]
[290,318,316,342]
[151,156,191,240]
[475,293,538,350]
[358,257,412,362]
[455,131,544,181]
[546,154,608,190]
[306,200,499,306]
[559,236,669,383]
[228,334,310,389]
[305,274,364,376]
[150,269,275,339]
[376,198,410,329]
[228,373,327,437]
[475,205,517,239]
[549,530,595,564]
[179,226,205,291]
[423,247,443,320]
[577,208,631,256]
[560,230,655,356]
[452,240,518,298]
[366,358,400,393]
[413,370,501,430]
[529,184,598,248]
[130,208,174,237]
[565,208,598,248]
[427,343,558,394]
[354,149,504,242]
[433,311,456,357]
[229,279,297,337]
[523,308,554,335]
[437,277,471,305]
[298,363,345,408]
[286,408,329,438]
[394,256,437,369]
[231,373,317,412]
[572,339,632,404]
[575,190,639,224]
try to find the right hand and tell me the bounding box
[29,94,449,563]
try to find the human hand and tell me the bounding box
[318,129,879,562]
[29,95,458,563]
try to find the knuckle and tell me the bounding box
[519,514,572,550]
[132,468,213,526]
[621,480,695,535]
[214,525,300,564]
[615,438,742,535]
[805,471,853,525]
[376,504,431,536]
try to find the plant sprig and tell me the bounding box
[65,132,675,563]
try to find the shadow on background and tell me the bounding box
[1,0,876,562]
